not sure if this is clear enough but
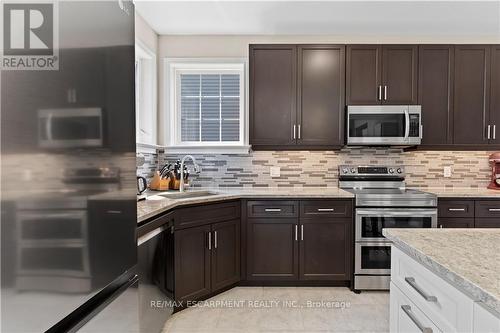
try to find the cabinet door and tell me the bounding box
[297,45,345,147]
[249,45,297,148]
[174,224,211,302]
[211,220,240,292]
[418,45,454,145]
[346,45,382,105]
[246,218,298,281]
[299,218,351,280]
[382,45,418,105]
[490,45,500,144]
[453,45,491,145]
[438,218,474,228]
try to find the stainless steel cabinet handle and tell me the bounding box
[488,208,500,212]
[214,231,218,249]
[300,225,304,241]
[405,277,438,302]
[448,208,465,212]
[208,231,212,250]
[487,125,491,140]
[494,125,497,140]
[378,85,382,101]
[265,208,282,212]
[293,124,296,140]
[295,225,298,241]
[106,210,122,214]
[401,305,433,333]
[298,124,301,140]
[317,208,335,212]
[420,125,423,140]
[384,86,388,101]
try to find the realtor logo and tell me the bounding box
[1,2,59,70]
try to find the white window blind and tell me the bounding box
[179,73,241,143]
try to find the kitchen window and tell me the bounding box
[165,59,249,154]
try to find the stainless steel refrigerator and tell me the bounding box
[1,1,138,332]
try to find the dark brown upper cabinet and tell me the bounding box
[249,45,297,148]
[453,45,491,145]
[418,45,454,146]
[490,45,500,144]
[346,45,417,105]
[249,44,345,150]
[297,45,345,147]
[346,45,382,105]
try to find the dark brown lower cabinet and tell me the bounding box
[211,219,241,291]
[474,219,500,228]
[438,218,474,228]
[246,218,299,281]
[299,218,351,280]
[174,224,212,303]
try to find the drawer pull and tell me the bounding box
[448,208,465,212]
[405,277,438,302]
[107,210,122,214]
[488,208,500,212]
[317,208,335,212]
[265,208,282,212]
[401,305,433,333]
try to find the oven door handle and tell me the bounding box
[356,209,437,217]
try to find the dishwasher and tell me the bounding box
[137,216,174,333]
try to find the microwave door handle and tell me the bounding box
[404,110,410,140]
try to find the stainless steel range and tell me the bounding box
[339,165,437,291]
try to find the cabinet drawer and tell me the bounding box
[174,201,240,229]
[475,200,500,218]
[247,201,298,218]
[475,218,500,228]
[391,246,473,332]
[437,218,474,228]
[438,200,474,218]
[300,200,352,217]
[390,282,442,333]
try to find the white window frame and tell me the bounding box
[135,39,158,153]
[164,58,250,154]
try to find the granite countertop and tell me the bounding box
[383,228,500,314]
[420,187,500,198]
[137,187,354,223]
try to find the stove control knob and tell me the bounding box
[350,168,356,173]
[389,168,394,174]
[342,168,349,174]
[397,168,402,174]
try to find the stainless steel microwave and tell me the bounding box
[38,108,103,148]
[346,105,422,146]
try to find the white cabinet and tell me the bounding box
[390,246,500,333]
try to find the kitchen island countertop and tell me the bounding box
[383,228,500,314]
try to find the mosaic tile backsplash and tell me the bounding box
[136,149,493,189]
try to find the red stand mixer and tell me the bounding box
[487,152,500,190]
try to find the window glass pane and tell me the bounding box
[181,74,200,96]
[201,120,220,141]
[181,97,199,119]
[201,98,220,120]
[221,74,240,96]
[201,75,220,97]
[181,119,199,141]
[222,120,239,141]
[221,97,239,119]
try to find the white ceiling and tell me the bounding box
[135,1,500,37]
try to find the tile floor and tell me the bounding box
[162,287,389,333]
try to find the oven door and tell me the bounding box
[355,242,392,275]
[38,108,103,148]
[347,105,421,145]
[355,208,437,242]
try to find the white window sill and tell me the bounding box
[136,142,161,154]
[164,145,251,155]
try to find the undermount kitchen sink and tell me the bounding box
[157,190,219,199]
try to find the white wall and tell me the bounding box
[157,34,500,144]
[135,13,158,53]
